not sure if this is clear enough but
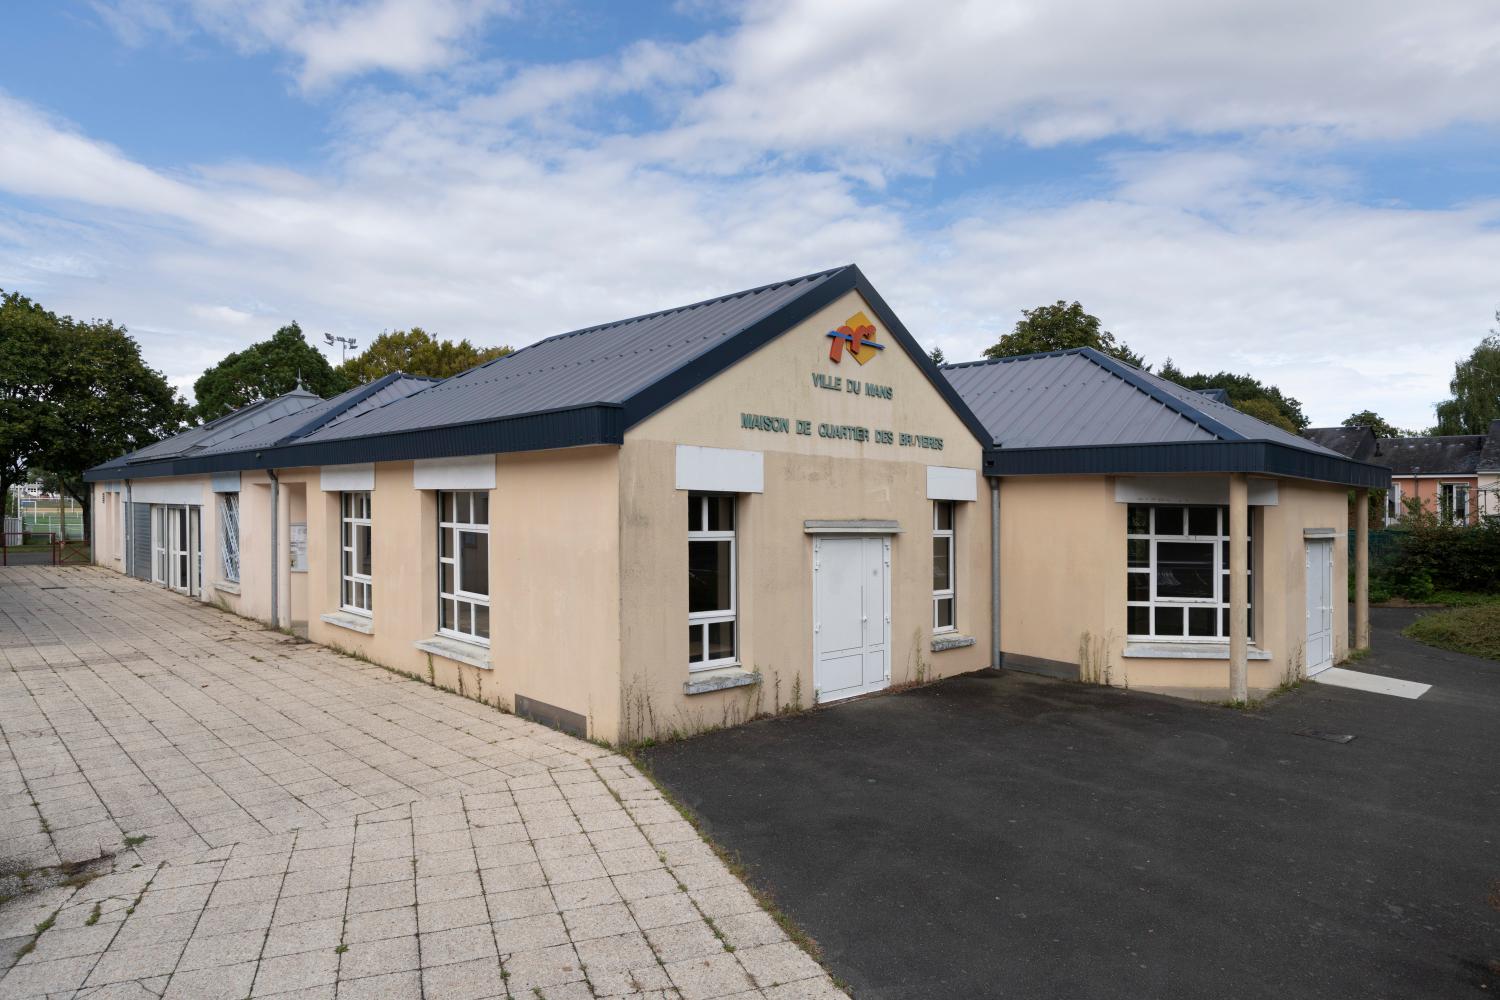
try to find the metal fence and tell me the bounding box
[1353,528,1407,576]
[1,531,59,566]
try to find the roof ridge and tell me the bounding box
[468,265,853,374]
[940,348,1089,370]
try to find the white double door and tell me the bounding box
[1305,538,1334,676]
[813,536,890,703]
[152,505,201,597]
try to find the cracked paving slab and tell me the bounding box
[0,566,845,999]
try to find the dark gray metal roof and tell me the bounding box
[296,268,849,446]
[87,264,993,481]
[1303,426,1379,462]
[942,348,1389,489]
[1377,434,1484,476]
[87,374,433,480]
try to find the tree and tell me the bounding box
[983,300,1145,368]
[928,346,946,365]
[336,327,512,383]
[0,290,185,541]
[39,317,187,539]
[0,291,64,522]
[193,322,348,422]
[1342,409,1404,439]
[1156,359,1310,431]
[1433,320,1500,435]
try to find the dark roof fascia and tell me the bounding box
[982,440,1391,489]
[83,403,625,481]
[619,264,994,447]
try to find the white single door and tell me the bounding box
[813,536,890,703]
[151,506,168,584]
[167,506,190,592]
[1305,539,1334,676]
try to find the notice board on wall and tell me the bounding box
[289,522,308,573]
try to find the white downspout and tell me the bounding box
[267,468,279,628]
[990,476,1001,669]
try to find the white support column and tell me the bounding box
[1228,473,1249,703]
[1355,488,1370,651]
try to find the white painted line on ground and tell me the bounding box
[1313,667,1431,699]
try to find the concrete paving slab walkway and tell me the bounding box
[0,566,844,1000]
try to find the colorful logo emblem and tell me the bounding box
[826,311,884,365]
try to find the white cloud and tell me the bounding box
[91,0,513,88]
[10,1,1500,432]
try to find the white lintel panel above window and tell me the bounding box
[926,465,977,502]
[413,455,496,491]
[1113,476,1278,507]
[675,445,763,494]
[320,463,374,492]
[210,471,241,494]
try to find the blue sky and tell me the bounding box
[2,0,1499,430]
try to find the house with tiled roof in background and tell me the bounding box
[1303,420,1500,525]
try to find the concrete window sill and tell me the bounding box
[214,581,241,595]
[414,635,492,670]
[931,633,977,652]
[684,667,759,696]
[1124,642,1271,661]
[321,611,373,635]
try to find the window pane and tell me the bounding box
[458,601,470,633]
[474,604,489,640]
[1127,606,1149,636]
[341,493,350,517]
[1155,507,1184,536]
[706,495,734,532]
[456,491,470,523]
[1127,572,1149,601]
[687,495,701,532]
[441,562,454,595]
[441,526,453,559]
[1156,542,1215,599]
[933,537,951,591]
[442,599,455,631]
[441,492,454,522]
[688,624,703,662]
[689,541,732,613]
[708,620,735,661]
[459,532,488,595]
[471,492,488,525]
[1154,606,1184,636]
[1187,507,1218,537]
[357,524,372,576]
[1188,607,1217,637]
[935,501,953,531]
[1127,505,1150,534]
[936,597,954,629]
[1128,539,1149,568]
[342,520,351,547]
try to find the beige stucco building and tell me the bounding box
[88,265,1388,741]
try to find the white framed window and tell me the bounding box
[1385,481,1403,525]
[933,501,956,632]
[688,493,736,670]
[341,491,372,614]
[438,490,489,643]
[1439,482,1470,525]
[217,493,240,583]
[1127,505,1251,641]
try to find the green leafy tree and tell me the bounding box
[336,327,512,383]
[984,300,1146,368]
[1233,397,1298,433]
[38,317,187,537]
[1156,359,1310,431]
[193,322,348,422]
[0,291,64,519]
[1341,409,1405,439]
[1434,321,1500,435]
[928,346,946,365]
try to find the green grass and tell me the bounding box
[1404,602,1500,661]
[1428,590,1500,608]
